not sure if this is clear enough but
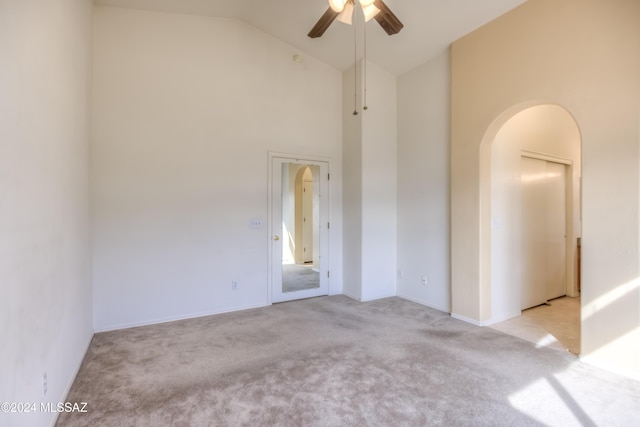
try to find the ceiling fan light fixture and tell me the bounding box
[362,4,380,22]
[336,2,354,25]
[308,0,403,38]
[328,0,347,13]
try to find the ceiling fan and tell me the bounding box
[308,0,404,38]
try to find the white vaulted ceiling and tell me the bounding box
[93,0,526,75]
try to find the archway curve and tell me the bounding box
[292,165,320,267]
[479,101,582,325]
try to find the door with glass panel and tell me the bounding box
[271,157,329,303]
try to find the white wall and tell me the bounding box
[341,63,363,300]
[0,0,93,426]
[361,61,397,301]
[396,51,451,312]
[92,7,343,331]
[342,60,397,301]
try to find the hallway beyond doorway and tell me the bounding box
[490,296,580,355]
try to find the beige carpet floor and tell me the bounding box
[57,296,640,426]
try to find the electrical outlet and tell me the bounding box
[231,280,239,290]
[421,275,428,286]
[42,373,47,397]
[398,269,404,279]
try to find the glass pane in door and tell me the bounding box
[280,163,320,293]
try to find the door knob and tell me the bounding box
[273,235,280,241]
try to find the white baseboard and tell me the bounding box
[450,311,520,327]
[397,294,450,314]
[95,302,270,333]
[359,291,397,302]
[483,311,522,326]
[450,312,485,326]
[342,290,361,301]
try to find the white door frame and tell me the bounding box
[268,152,331,303]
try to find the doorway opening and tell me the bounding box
[270,155,329,303]
[481,104,582,354]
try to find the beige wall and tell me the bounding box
[451,0,640,376]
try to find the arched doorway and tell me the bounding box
[479,103,582,351]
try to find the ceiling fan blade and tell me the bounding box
[308,7,340,38]
[373,0,404,36]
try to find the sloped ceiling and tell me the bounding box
[94,0,526,75]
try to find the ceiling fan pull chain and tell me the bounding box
[363,17,368,112]
[352,13,358,116]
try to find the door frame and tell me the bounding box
[267,152,331,304]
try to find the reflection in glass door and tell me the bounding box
[271,157,328,303]
[282,164,319,293]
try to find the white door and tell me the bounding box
[521,156,567,309]
[544,161,567,300]
[271,157,329,303]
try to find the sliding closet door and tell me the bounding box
[521,156,566,310]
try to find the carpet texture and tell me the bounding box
[57,296,640,426]
[282,263,319,293]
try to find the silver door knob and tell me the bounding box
[273,235,280,241]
